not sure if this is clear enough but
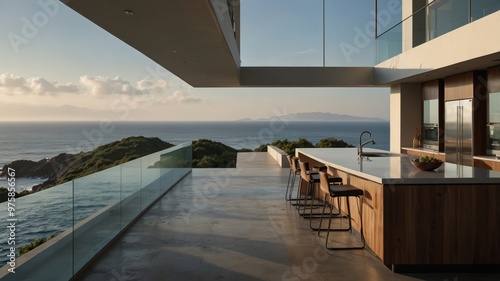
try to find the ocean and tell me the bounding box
[0,120,389,167]
[0,120,389,191]
[0,121,389,190]
[0,120,389,265]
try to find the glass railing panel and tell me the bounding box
[164,143,192,184]
[120,158,142,230]
[72,166,121,272]
[376,0,402,36]
[471,0,500,21]
[428,0,468,40]
[376,0,500,63]
[412,6,428,48]
[140,151,162,210]
[375,21,402,64]
[0,181,74,281]
[325,0,377,66]
[0,142,192,280]
[240,0,323,66]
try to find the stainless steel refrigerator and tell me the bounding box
[445,99,473,166]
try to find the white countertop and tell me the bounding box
[296,148,500,185]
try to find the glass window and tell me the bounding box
[376,0,402,36]
[471,0,500,21]
[325,0,376,66]
[424,99,439,124]
[375,22,402,63]
[489,92,500,123]
[428,0,468,40]
[240,0,323,66]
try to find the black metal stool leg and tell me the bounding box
[324,196,365,250]
[289,173,303,205]
[285,168,292,200]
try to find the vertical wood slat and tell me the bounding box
[296,152,385,259]
[349,174,384,260]
[422,80,440,100]
[488,65,500,93]
[384,184,500,265]
[445,72,474,101]
[473,71,487,156]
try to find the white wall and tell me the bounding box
[390,83,422,153]
[267,145,290,168]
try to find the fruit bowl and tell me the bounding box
[411,159,443,171]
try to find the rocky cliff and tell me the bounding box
[1,136,174,192]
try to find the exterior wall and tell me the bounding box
[390,83,422,153]
[401,0,413,52]
[267,145,290,168]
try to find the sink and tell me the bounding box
[360,152,394,157]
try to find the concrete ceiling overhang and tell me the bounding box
[61,0,380,88]
[240,67,376,87]
[61,1,500,88]
[62,0,242,87]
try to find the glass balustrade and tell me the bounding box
[375,20,402,64]
[376,0,500,63]
[0,142,192,281]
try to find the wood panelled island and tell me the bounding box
[296,148,500,272]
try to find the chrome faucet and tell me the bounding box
[358,131,376,156]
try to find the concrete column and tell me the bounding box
[401,0,413,51]
[390,83,422,153]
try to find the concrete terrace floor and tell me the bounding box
[76,153,500,281]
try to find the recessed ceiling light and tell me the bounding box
[124,9,135,15]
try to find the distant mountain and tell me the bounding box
[239,112,387,122]
[1,103,112,121]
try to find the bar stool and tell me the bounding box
[297,161,343,218]
[285,155,300,203]
[297,161,321,216]
[317,171,365,250]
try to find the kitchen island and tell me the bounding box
[296,147,500,272]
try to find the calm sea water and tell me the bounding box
[0,121,389,167]
[0,121,389,265]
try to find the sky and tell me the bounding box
[0,0,392,122]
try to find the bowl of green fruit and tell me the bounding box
[411,156,443,171]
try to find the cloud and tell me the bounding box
[0,73,79,95]
[80,75,201,104]
[137,79,169,93]
[80,76,172,95]
[163,91,202,104]
[80,75,137,96]
[0,73,202,104]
